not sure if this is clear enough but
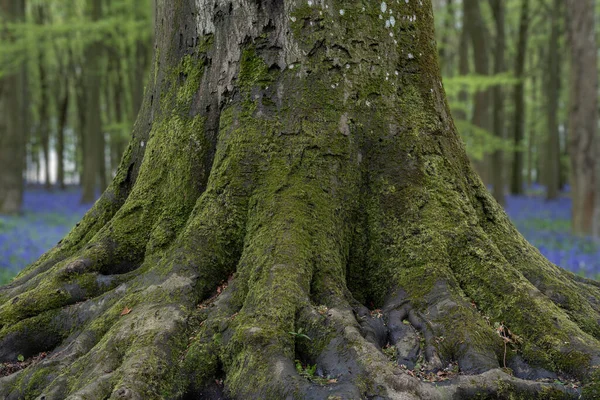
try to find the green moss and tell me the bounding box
[582,367,600,399]
[238,46,274,94]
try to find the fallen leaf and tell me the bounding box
[120,307,132,316]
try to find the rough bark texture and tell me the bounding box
[566,0,598,236]
[510,0,528,196]
[0,0,26,214]
[1,1,600,399]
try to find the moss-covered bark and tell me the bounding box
[1,1,599,399]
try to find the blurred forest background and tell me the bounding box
[1,0,600,283]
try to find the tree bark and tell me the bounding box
[1,1,599,399]
[0,0,26,213]
[510,0,529,196]
[566,0,598,236]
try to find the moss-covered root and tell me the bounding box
[292,294,579,400]
[472,182,600,341]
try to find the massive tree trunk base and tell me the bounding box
[1,1,600,399]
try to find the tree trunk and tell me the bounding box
[464,0,492,185]
[566,0,598,236]
[130,0,152,120]
[35,4,52,190]
[81,0,104,203]
[1,1,599,399]
[56,78,69,191]
[111,48,127,174]
[0,0,26,214]
[510,0,529,196]
[456,0,469,122]
[527,65,537,189]
[489,0,505,206]
[545,0,561,200]
[437,0,453,77]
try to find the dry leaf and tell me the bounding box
[120,307,132,316]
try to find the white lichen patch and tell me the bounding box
[339,113,350,136]
[381,2,387,13]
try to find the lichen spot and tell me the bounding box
[339,113,350,136]
[141,141,145,148]
[308,0,313,5]
[381,2,387,13]
[339,9,344,15]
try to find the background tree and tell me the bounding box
[0,0,27,214]
[566,0,598,236]
[463,0,492,184]
[545,0,562,201]
[0,0,153,205]
[510,0,529,196]
[1,1,599,399]
[489,0,506,206]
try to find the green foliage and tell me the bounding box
[288,327,311,341]
[295,360,317,378]
[443,73,520,97]
[0,0,153,185]
[454,119,521,161]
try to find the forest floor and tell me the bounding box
[0,186,93,285]
[0,185,598,285]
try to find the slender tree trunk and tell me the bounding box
[464,0,491,184]
[111,49,127,173]
[0,0,26,214]
[527,64,536,189]
[130,0,151,120]
[438,0,453,76]
[35,5,51,189]
[1,1,600,399]
[56,80,69,190]
[489,0,506,206]
[456,0,469,122]
[511,0,529,195]
[81,0,104,202]
[545,0,561,200]
[566,0,598,236]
